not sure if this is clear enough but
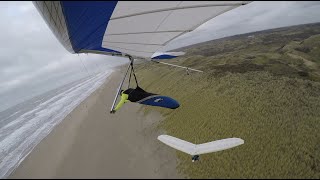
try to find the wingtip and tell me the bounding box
[157,134,169,141]
[235,138,245,144]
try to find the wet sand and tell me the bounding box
[9,67,181,179]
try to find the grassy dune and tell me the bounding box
[134,23,320,178]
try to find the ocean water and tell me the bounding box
[0,70,113,178]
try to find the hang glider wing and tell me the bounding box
[158,135,196,155]
[158,135,244,156]
[33,1,252,60]
[195,138,244,155]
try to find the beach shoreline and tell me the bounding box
[9,67,181,179]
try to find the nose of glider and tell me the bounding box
[172,101,180,109]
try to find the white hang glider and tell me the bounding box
[33,1,252,112]
[158,135,244,162]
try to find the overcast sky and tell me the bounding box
[1,1,320,110]
[163,1,320,51]
[0,1,128,96]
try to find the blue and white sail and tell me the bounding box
[33,1,251,60]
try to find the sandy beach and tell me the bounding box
[9,67,181,179]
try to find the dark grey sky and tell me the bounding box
[1,1,320,96]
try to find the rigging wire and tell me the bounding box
[128,65,133,89]
[80,54,111,110]
[78,54,90,77]
[130,62,139,87]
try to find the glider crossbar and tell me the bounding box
[151,60,203,73]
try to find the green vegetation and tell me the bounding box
[134,23,320,178]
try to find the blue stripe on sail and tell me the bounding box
[93,47,121,54]
[60,1,118,53]
[152,54,179,60]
